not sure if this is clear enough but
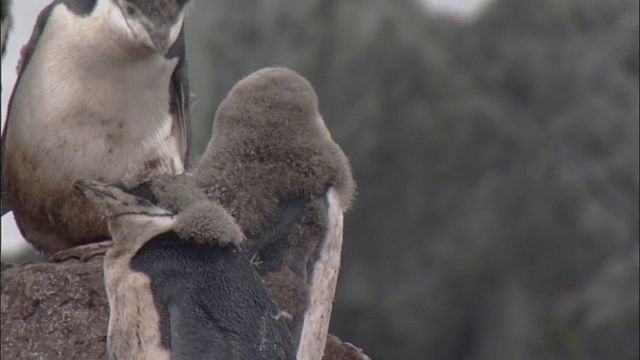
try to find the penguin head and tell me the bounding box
[74,179,177,244]
[148,173,208,213]
[118,173,246,248]
[75,178,244,249]
[116,172,209,213]
[146,175,245,248]
[74,179,174,219]
[213,67,321,136]
[106,0,192,54]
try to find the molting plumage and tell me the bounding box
[75,179,295,360]
[1,0,192,254]
[193,67,356,359]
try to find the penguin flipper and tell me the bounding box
[166,25,192,169]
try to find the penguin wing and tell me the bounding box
[297,187,344,360]
[1,1,59,215]
[248,188,344,359]
[166,25,192,169]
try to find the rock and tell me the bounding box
[1,257,369,359]
[323,334,371,360]
[1,257,108,359]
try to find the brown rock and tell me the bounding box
[1,257,108,359]
[1,257,369,359]
[323,334,371,360]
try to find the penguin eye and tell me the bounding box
[124,4,139,16]
[136,198,153,207]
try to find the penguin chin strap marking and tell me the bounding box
[116,2,137,37]
[113,211,176,220]
[114,1,151,49]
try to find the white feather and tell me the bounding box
[297,187,344,360]
[6,2,184,183]
[104,214,177,360]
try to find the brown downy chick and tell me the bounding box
[194,67,356,359]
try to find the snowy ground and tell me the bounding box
[1,0,491,260]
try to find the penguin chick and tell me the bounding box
[123,173,247,248]
[174,200,246,247]
[1,0,193,254]
[150,173,208,213]
[194,67,356,359]
[74,179,295,360]
[116,171,206,213]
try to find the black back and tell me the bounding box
[130,230,295,360]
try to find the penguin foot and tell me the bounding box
[250,252,263,268]
[273,310,293,323]
[47,240,114,263]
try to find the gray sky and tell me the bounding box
[0,0,491,259]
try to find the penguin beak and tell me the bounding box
[74,180,176,219]
[143,8,186,54]
[149,30,169,53]
[118,0,188,55]
[74,180,133,218]
[143,21,172,54]
[74,180,118,201]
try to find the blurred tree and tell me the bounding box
[1,0,637,358]
[183,0,638,358]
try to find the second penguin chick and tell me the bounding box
[194,67,356,359]
[75,179,295,360]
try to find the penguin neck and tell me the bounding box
[106,214,177,258]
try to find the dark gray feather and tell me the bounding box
[166,26,192,168]
[130,230,295,360]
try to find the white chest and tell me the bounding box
[6,4,183,178]
[103,216,177,360]
[104,258,170,360]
